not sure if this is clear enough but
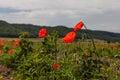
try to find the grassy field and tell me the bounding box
[0,34,120,80]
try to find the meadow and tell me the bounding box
[0,22,120,80]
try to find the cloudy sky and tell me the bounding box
[0,0,120,33]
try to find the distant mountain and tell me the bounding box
[0,20,120,42]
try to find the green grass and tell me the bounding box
[0,37,120,80]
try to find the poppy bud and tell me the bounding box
[73,21,84,31]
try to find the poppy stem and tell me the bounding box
[83,24,96,50]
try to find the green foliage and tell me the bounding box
[0,30,120,80]
[0,32,33,68]
[41,30,58,54]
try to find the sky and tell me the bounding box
[0,0,120,33]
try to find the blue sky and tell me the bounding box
[0,0,120,33]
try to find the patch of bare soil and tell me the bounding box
[0,63,12,80]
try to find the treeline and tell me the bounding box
[0,20,120,42]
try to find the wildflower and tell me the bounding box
[0,39,5,47]
[38,28,47,38]
[53,63,59,69]
[113,43,118,49]
[84,52,90,57]
[13,41,19,47]
[0,39,5,43]
[8,49,13,54]
[0,43,4,47]
[73,21,84,31]
[0,50,3,55]
[62,31,76,43]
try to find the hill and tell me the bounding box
[0,20,120,42]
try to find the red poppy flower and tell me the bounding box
[13,41,19,47]
[62,31,76,43]
[0,50,3,55]
[8,49,13,54]
[0,39,5,43]
[73,21,84,31]
[114,43,118,48]
[0,43,4,47]
[53,63,59,69]
[38,28,47,38]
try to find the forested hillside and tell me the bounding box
[0,20,120,42]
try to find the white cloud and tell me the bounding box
[0,0,120,32]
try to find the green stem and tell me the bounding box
[83,24,96,51]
